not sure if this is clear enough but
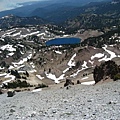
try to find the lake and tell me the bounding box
[46,37,81,46]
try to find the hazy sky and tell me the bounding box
[0,0,43,11]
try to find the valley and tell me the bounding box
[0,0,120,119]
[0,23,120,90]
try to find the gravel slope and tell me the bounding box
[0,80,120,120]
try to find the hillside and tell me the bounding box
[62,1,120,34]
[0,24,120,89]
[0,80,120,119]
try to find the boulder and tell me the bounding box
[77,80,81,84]
[7,89,15,97]
[0,89,2,94]
[64,79,74,87]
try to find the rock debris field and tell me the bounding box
[0,81,120,120]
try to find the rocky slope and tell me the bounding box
[0,80,120,120]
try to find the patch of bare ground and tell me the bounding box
[74,29,103,41]
[26,73,44,85]
[113,57,120,65]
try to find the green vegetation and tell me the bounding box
[11,70,21,79]
[94,61,120,83]
[63,2,120,34]
[35,84,48,89]
[81,27,120,48]
[4,80,31,89]
[114,73,120,81]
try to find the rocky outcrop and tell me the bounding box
[93,60,120,83]
[7,89,15,97]
[0,89,3,94]
[64,79,74,87]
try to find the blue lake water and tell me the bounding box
[46,37,81,46]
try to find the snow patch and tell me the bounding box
[12,31,21,37]
[0,73,7,77]
[20,31,40,38]
[91,53,104,60]
[70,61,88,78]
[0,44,16,52]
[81,81,95,85]
[8,65,14,70]
[3,74,15,85]
[62,53,76,74]
[8,52,14,56]
[18,44,24,47]
[36,75,44,80]
[45,72,64,83]
[63,68,70,74]
[17,65,25,70]
[31,88,42,92]
[70,69,82,77]
[29,69,37,73]
[82,61,88,69]
[68,53,76,67]
[99,45,117,61]
[37,33,45,37]
[12,54,32,65]
[55,51,62,54]
[0,67,4,70]
[81,77,89,80]
[89,60,94,65]
[5,30,16,36]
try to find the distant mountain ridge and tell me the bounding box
[0,0,119,30]
[0,0,111,24]
[0,15,47,29]
[61,1,120,34]
[112,0,120,2]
